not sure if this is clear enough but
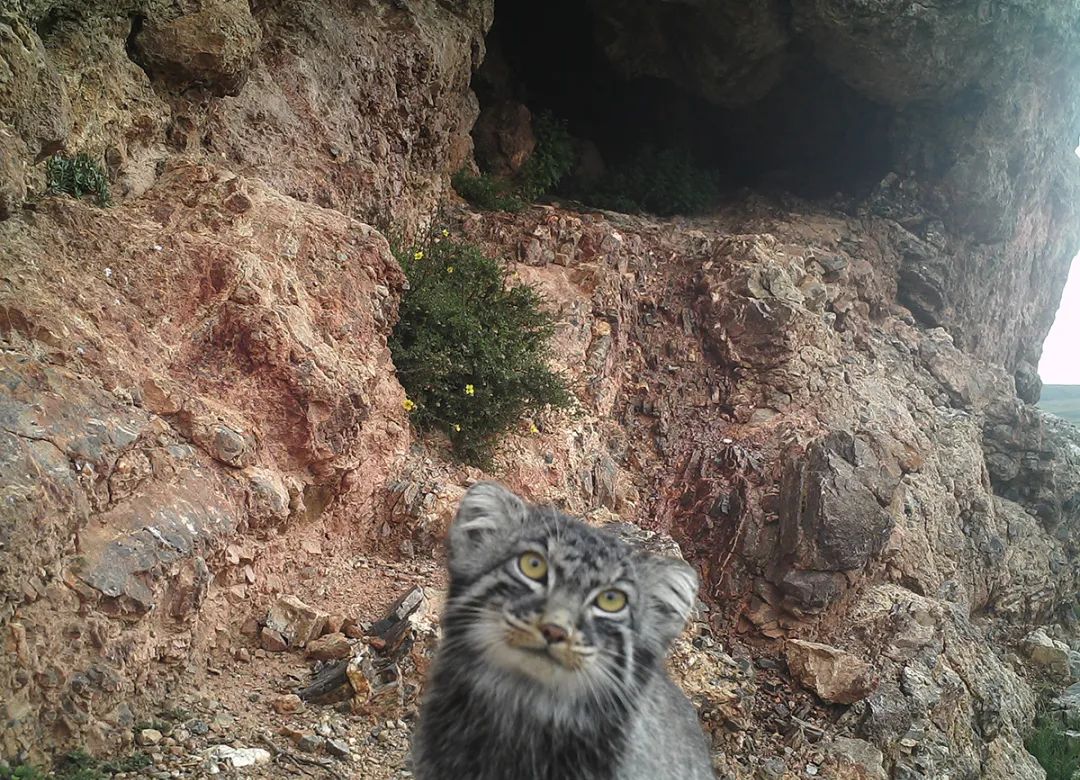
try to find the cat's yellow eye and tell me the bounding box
[595,589,628,613]
[518,551,548,581]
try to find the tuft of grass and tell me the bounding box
[45,152,111,207]
[388,231,572,465]
[1027,716,1080,780]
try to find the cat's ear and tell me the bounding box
[447,481,528,579]
[636,554,699,646]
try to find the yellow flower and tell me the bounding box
[402,398,416,412]
[441,229,450,237]
[446,266,454,274]
[453,423,461,432]
[530,423,539,434]
[413,250,424,261]
[464,384,475,396]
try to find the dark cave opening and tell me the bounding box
[474,0,897,208]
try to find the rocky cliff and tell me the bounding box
[1,1,1079,778]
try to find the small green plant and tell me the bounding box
[0,748,153,780]
[578,146,720,217]
[1026,716,1080,780]
[451,169,525,212]
[101,752,151,774]
[0,763,44,780]
[453,111,575,212]
[45,152,111,207]
[519,112,575,201]
[389,232,572,465]
[48,750,108,780]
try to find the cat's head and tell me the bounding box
[441,481,698,701]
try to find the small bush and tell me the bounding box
[519,112,575,201]
[451,169,525,212]
[1027,716,1080,780]
[0,763,43,780]
[48,751,108,780]
[578,146,720,217]
[45,152,111,207]
[453,111,574,212]
[0,749,116,780]
[389,233,572,465]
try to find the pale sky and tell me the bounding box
[1040,252,1080,385]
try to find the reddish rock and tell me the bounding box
[342,619,365,640]
[259,627,288,654]
[324,615,346,636]
[270,694,303,715]
[306,633,352,662]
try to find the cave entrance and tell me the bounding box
[473,0,897,209]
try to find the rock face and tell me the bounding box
[131,0,263,96]
[0,15,71,158]
[0,162,409,756]
[0,0,491,224]
[786,640,877,704]
[458,203,1079,778]
[575,0,1080,372]
[0,0,1078,777]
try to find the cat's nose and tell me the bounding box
[539,622,569,644]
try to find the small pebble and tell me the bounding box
[297,734,325,753]
[137,728,163,746]
[271,694,303,714]
[326,738,351,759]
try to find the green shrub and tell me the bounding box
[453,111,574,212]
[0,763,43,780]
[45,152,111,207]
[451,169,525,212]
[389,233,572,465]
[0,749,114,780]
[519,112,575,201]
[48,751,108,780]
[1027,716,1080,780]
[578,146,720,217]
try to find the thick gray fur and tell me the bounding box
[411,481,714,780]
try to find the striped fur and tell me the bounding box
[411,482,714,780]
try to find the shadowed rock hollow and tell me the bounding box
[1,1,1080,778]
